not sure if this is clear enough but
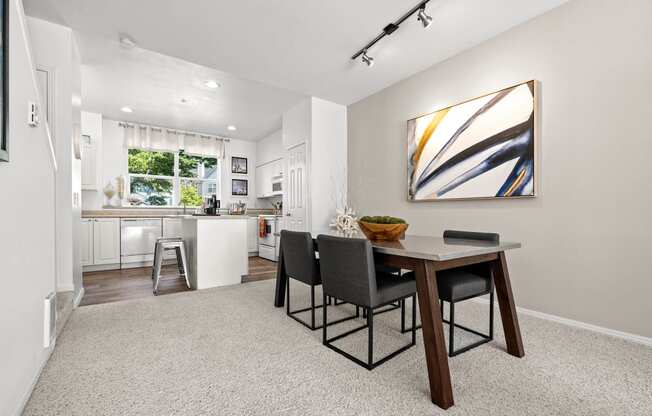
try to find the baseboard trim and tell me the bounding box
[73,287,85,308]
[471,298,652,347]
[15,345,53,416]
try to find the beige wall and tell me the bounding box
[348,0,652,338]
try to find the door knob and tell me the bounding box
[286,213,291,216]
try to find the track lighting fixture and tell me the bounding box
[417,6,433,28]
[351,0,433,67]
[361,51,374,67]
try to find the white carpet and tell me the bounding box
[23,279,652,415]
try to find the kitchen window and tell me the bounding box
[128,149,220,206]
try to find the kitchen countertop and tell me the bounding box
[82,208,275,219]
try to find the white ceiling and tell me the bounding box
[77,34,304,140]
[25,0,568,136]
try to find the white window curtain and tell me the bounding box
[123,123,225,159]
[182,133,225,159]
[123,125,181,152]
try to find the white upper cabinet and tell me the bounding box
[256,159,284,198]
[81,111,103,191]
[255,165,266,198]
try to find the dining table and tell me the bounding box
[273,229,524,410]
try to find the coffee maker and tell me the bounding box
[204,195,220,216]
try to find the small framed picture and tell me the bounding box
[232,179,248,196]
[231,156,248,174]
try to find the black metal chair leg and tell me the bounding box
[322,293,328,344]
[449,302,455,357]
[286,277,290,315]
[323,296,415,371]
[311,285,316,329]
[401,299,406,332]
[367,308,374,369]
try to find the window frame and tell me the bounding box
[127,150,220,207]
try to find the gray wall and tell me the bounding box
[348,0,652,338]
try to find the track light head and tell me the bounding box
[417,6,433,29]
[361,50,374,67]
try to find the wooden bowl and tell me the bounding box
[358,221,409,241]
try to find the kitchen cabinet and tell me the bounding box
[81,139,98,190]
[81,112,102,191]
[92,218,120,265]
[81,219,93,266]
[255,165,265,198]
[255,159,283,198]
[247,217,258,254]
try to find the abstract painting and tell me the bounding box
[407,80,536,201]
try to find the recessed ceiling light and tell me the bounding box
[227,125,237,131]
[121,106,133,113]
[204,80,221,89]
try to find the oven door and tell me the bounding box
[259,218,277,246]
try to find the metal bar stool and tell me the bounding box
[152,237,190,295]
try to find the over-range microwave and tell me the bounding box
[272,179,282,194]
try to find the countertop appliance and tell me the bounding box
[258,215,280,261]
[204,195,220,216]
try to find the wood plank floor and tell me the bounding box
[80,257,277,307]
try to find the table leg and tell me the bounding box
[492,251,524,357]
[273,239,287,307]
[414,259,454,409]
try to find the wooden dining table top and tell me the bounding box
[305,229,521,261]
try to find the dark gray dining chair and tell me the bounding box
[317,234,417,370]
[281,230,357,330]
[402,229,497,356]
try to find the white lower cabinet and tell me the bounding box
[82,217,121,268]
[92,218,121,265]
[81,219,93,266]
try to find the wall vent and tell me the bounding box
[44,292,57,348]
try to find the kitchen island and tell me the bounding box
[181,216,249,289]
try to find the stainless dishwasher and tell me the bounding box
[120,218,162,267]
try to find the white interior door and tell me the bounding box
[285,143,307,231]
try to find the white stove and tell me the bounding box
[258,215,281,261]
